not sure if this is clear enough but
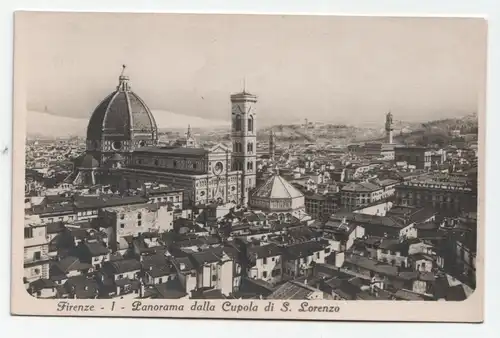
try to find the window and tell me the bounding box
[158,278,163,284]
[120,224,125,229]
[247,143,253,152]
[325,248,331,254]
[235,115,242,131]
[316,252,320,259]
[24,227,33,239]
[212,275,217,282]
[262,257,267,265]
[34,251,41,260]
[112,141,122,150]
[248,116,254,132]
[137,213,142,219]
[263,271,268,278]
[120,214,125,220]
[138,221,142,227]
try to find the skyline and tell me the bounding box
[19,13,487,131]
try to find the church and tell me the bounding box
[71,67,257,207]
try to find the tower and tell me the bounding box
[231,89,257,205]
[183,124,197,148]
[269,130,275,159]
[385,111,394,144]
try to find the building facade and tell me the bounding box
[72,69,259,207]
[394,178,476,212]
[394,146,432,170]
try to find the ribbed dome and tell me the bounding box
[86,71,158,143]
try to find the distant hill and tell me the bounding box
[370,113,479,146]
[258,123,384,145]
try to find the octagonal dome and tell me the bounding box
[249,174,305,212]
[86,69,158,147]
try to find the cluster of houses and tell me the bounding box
[24,181,476,301]
[23,132,478,302]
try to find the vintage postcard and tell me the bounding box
[11,11,486,322]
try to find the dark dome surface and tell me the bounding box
[86,74,158,141]
[79,154,100,168]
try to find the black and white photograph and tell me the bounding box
[12,11,485,321]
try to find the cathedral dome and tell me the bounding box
[86,66,158,153]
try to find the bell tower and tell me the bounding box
[269,130,276,159]
[385,111,394,144]
[231,87,257,205]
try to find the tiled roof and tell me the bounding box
[267,280,318,300]
[252,174,304,199]
[134,146,208,156]
[103,259,141,274]
[83,241,110,257]
[342,182,381,192]
[248,244,282,259]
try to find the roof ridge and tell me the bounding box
[277,176,293,199]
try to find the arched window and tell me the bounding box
[248,116,254,132]
[247,142,253,152]
[235,115,242,131]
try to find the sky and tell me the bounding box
[18,12,487,130]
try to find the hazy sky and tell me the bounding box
[19,12,487,127]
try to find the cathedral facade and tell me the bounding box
[73,68,257,207]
